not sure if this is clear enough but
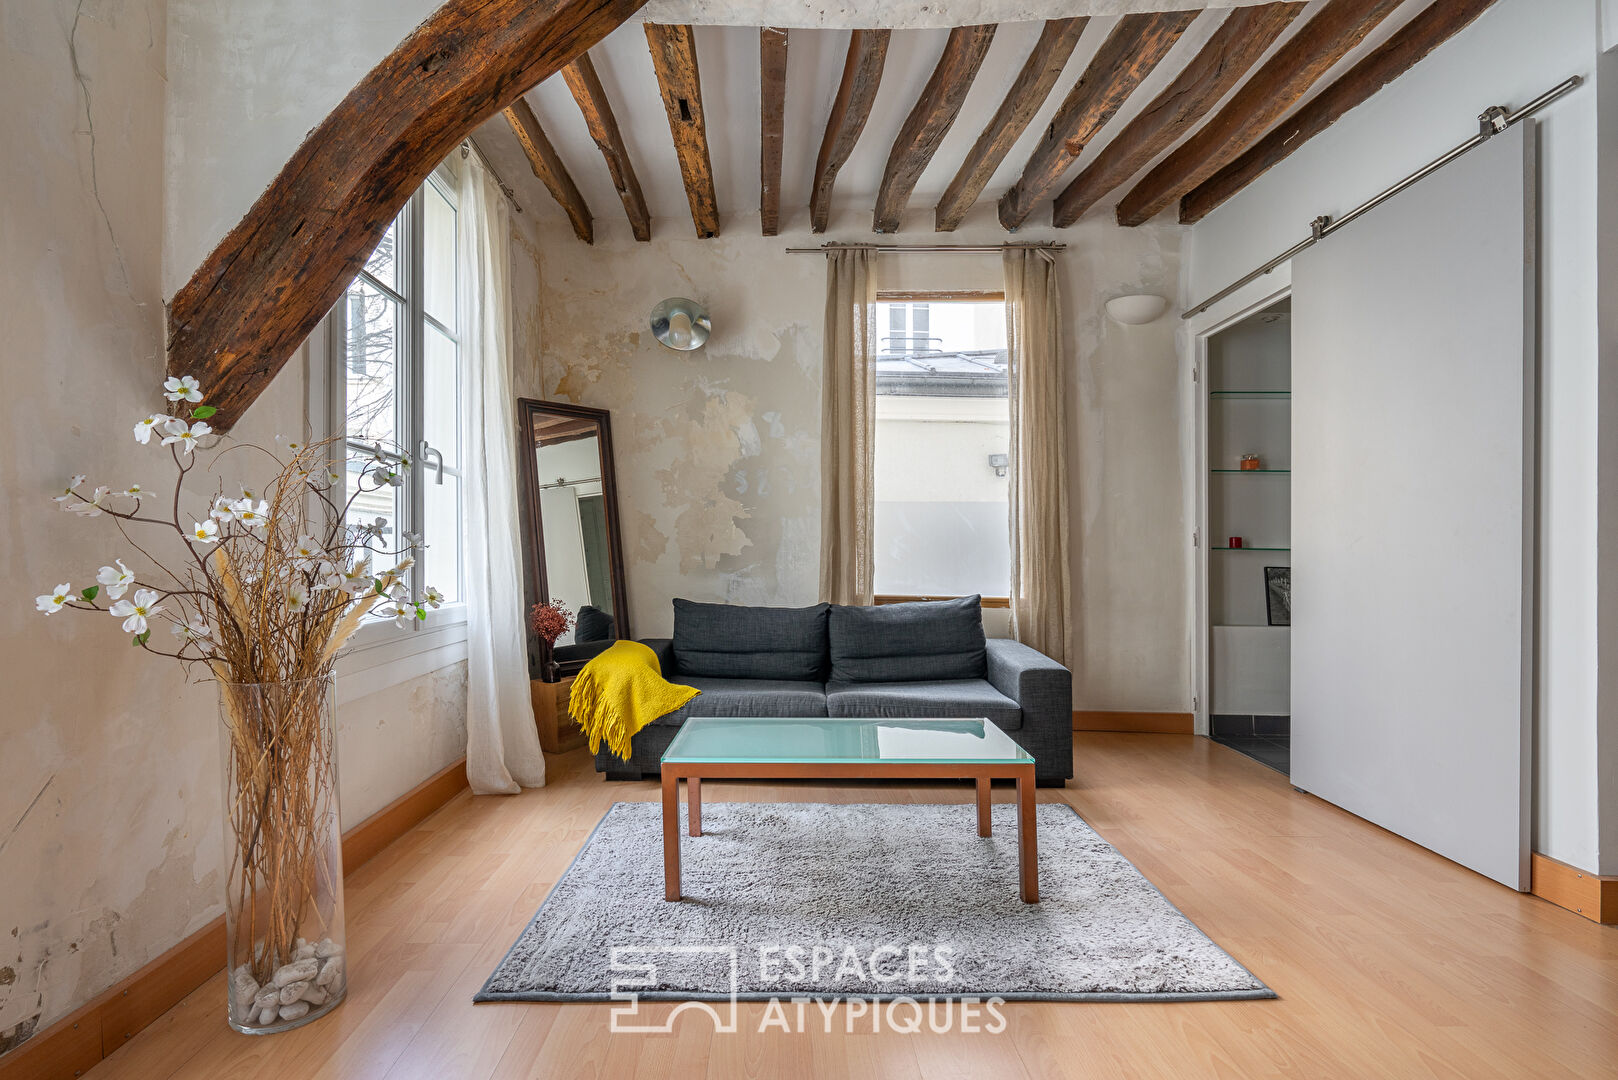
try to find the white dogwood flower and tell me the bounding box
[163,375,203,403]
[231,498,270,529]
[161,420,212,455]
[189,519,219,543]
[133,414,167,444]
[53,475,88,503]
[338,558,373,596]
[171,617,213,644]
[35,583,72,614]
[96,560,136,600]
[423,586,444,609]
[109,588,162,634]
[291,534,323,567]
[209,496,234,522]
[119,483,145,499]
[67,487,111,516]
[287,582,310,614]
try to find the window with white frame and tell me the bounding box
[331,165,464,619]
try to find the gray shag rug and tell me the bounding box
[476,801,1272,1003]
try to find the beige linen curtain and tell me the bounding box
[818,247,879,605]
[1003,246,1072,665]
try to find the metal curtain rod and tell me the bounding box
[786,243,1066,254]
[1182,74,1582,320]
[460,138,523,214]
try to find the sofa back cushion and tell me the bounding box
[828,596,987,683]
[672,599,830,681]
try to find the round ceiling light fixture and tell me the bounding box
[650,297,711,351]
[1104,293,1169,325]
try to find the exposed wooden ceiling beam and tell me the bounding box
[760,27,788,236]
[997,10,1197,232]
[810,29,892,234]
[934,17,1087,233]
[166,0,646,430]
[872,24,998,234]
[1179,0,1501,224]
[1052,3,1303,228]
[1114,0,1404,227]
[561,51,652,241]
[645,23,721,239]
[504,98,594,243]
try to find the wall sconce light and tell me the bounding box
[1105,293,1169,325]
[988,453,1009,478]
[651,297,711,351]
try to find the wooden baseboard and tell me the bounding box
[1073,710,1194,734]
[1530,852,1618,924]
[0,757,469,1080]
[341,757,470,874]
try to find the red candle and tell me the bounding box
[1229,537,1243,549]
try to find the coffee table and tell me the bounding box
[659,716,1039,903]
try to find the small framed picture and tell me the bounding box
[1264,566,1291,627]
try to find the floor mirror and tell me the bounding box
[517,399,630,680]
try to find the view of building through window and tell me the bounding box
[339,169,464,610]
[873,298,1010,598]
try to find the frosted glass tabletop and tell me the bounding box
[662,717,1032,765]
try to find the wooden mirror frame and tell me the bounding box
[517,398,632,680]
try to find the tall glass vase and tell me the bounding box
[218,676,347,1034]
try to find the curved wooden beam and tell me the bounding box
[167,0,647,430]
[810,29,892,234]
[934,17,1087,233]
[1178,0,1500,224]
[1114,0,1403,227]
[872,23,997,234]
[1052,2,1304,228]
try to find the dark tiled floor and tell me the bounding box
[1210,734,1291,776]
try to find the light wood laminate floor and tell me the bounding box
[92,734,1618,1079]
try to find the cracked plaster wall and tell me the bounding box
[0,0,548,1051]
[530,213,1189,714]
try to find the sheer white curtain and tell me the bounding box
[459,151,546,794]
[818,246,879,605]
[1003,246,1072,665]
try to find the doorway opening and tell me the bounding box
[1203,297,1291,774]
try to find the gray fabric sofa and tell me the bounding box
[594,596,1073,787]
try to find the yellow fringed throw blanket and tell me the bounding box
[570,640,700,761]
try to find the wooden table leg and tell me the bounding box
[662,768,681,901]
[975,777,991,837]
[688,776,702,836]
[1016,768,1039,903]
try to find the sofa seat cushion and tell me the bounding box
[651,677,828,727]
[828,596,987,683]
[824,679,1022,731]
[672,599,830,681]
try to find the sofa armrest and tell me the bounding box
[985,637,1072,783]
[639,637,677,676]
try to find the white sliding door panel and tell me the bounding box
[1291,124,1534,890]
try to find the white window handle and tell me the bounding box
[418,440,445,485]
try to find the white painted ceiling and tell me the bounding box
[473,1,1438,240]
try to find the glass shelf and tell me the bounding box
[1211,468,1290,474]
[1212,546,1290,551]
[1210,390,1290,398]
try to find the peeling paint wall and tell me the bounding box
[529,211,1188,710]
[0,0,227,1049]
[0,0,553,1051]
